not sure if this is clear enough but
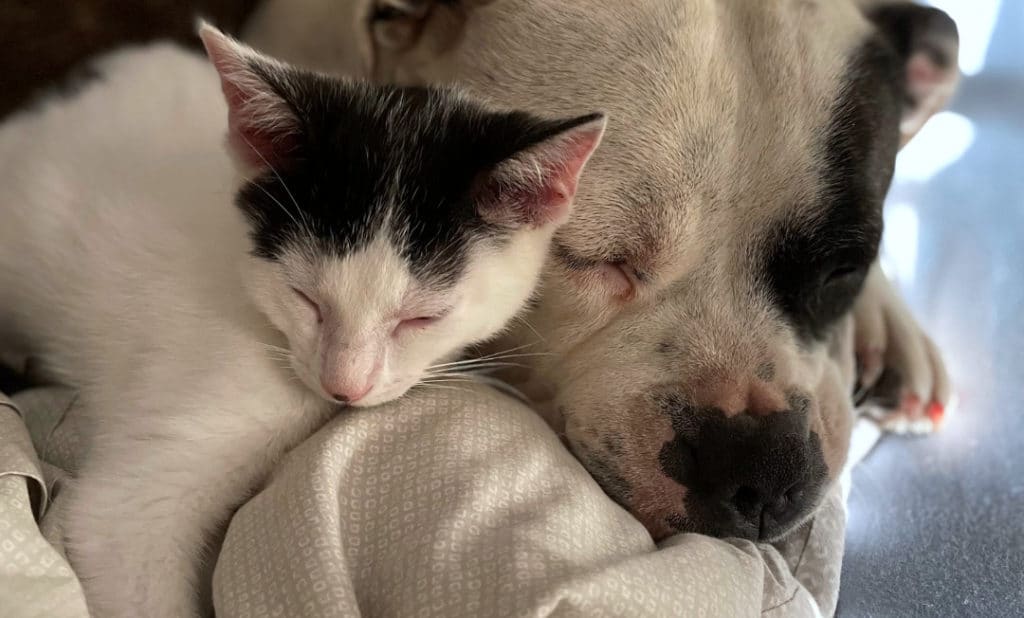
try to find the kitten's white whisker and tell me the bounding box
[420,380,475,386]
[468,352,553,362]
[262,349,290,358]
[427,352,534,369]
[255,343,292,357]
[420,371,477,380]
[425,372,501,383]
[426,363,528,376]
[423,372,529,403]
[426,353,550,371]
[248,178,304,234]
[430,343,538,370]
[255,341,290,351]
[466,374,529,403]
[469,341,542,359]
[428,360,527,370]
[416,384,472,395]
[238,135,311,235]
[514,317,547,344]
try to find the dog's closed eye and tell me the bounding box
[823,265,863,285]
[554,243,641,300]
[812,263,868,322]
[603,261,643,299]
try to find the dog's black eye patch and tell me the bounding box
[762,215,878,341]
[814,261,871,328]
[762,35,901,342]
[764,199,883,341]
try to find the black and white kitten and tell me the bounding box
[0,24,604,617]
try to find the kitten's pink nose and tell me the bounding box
[321,362,380,404]
[320,339,383,405]
[325,381,373,404]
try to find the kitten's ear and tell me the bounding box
[865,3,960,147]
[198,22,300,171]
[476,113,606,229]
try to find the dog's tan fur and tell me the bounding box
[246,0,955,539]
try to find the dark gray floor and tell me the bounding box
[839,2,1024,616]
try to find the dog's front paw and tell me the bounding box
[852,262,952,434]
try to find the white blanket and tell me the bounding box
[213,385,846,617]
[2,384,881,617]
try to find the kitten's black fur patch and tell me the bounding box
[761,35,902,341]
[234,60,593,286]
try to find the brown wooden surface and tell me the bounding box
[0,0,260,117]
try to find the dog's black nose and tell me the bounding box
[728,474,812,539]
[659,403,830,541]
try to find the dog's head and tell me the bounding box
[249,0,959,541]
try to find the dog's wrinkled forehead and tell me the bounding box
[588,4,893,244]
[443,0,901,335]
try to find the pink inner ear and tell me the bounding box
[479,120,605,229]
[225,105,298,172]
[899,50,959,145]
[907,53,940,86]
[200,26,298,171]
[906,52,951,101]
[220,81,291,171]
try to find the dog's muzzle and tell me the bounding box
[659,396,830,541]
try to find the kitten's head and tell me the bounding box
[200,25,604,406]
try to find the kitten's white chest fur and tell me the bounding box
[0,45,237,377]
[0,46,335,614]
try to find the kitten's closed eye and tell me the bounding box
[291,286,323,324]
[393,308,452,337]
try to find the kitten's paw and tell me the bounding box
[853,265,952,435]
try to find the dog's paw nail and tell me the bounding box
[900,393,922,414]
[881,413,908,433]
[910,417,937,434]
[926,401,945,425]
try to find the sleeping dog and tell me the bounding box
[245,0,958,541]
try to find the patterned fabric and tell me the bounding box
[214,385,847,618]
[0,392,87,618]
[0,384,858,617]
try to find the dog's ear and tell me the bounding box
[865,3,960,147]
